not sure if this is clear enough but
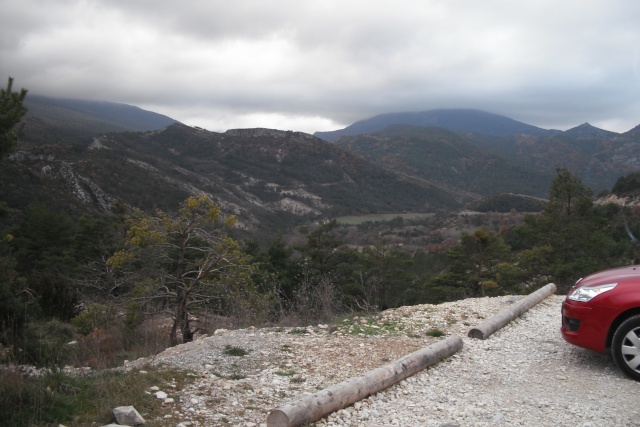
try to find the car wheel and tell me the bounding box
[612,314,640,381]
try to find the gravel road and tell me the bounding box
[125,294,640,426]
[313,295,640,427]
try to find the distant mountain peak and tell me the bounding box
[564,122,618,138]
[314,108,552,142]
[622,124,640,138]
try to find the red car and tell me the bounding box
[561,265,640,381]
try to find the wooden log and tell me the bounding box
[266,335,463,427]
[468,282,557,340]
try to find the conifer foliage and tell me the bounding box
[0,77,28,160]
[108,194,265,346]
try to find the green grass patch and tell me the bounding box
[0,366,193,426]
[210,370,246,380]
[336,212,434,225]
[280,344,293,353]
[227,373,247,380]
[426,328,445,337]
[223,345,249,356]
[341,318,409,336]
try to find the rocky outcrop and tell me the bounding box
[595,193,640,207]
[9,151,115,211]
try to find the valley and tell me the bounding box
[8,98,640,242]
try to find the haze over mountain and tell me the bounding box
[334,124,554,198]
[314,109,555,142]
[24,94,179,135]
[316,108,639,194]
[4,98,463,239]
[5,95,640,241]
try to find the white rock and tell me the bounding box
[112,406,145,426]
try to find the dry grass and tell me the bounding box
[0,365,194,426]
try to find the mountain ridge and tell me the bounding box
[563,122,619,139]
[6,95,640,240]
[2,121,463,240]
[24,94,179,135]
[315,108,555,141]
[334,124,554,198]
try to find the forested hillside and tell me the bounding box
[1,122,462,241]
[3,84,640,425]
[334,125,553,198]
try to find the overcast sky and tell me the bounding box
[1,1,639,134]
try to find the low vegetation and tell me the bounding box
[0,366,194,426]
[336,212,435,225]
[3,79,640,425]
[223,345,250,357]
[2,168,639,366]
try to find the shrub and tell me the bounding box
[68,318,170,370]
[426,328,445,337]
[71,304,118,336]
[18,320,75,367]
[0,367,193,426]
[223,345,249,357]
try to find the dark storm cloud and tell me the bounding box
[1,0,639,133]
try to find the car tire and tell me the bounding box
[612,314,640,381]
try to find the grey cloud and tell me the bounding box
[1,0,639,134]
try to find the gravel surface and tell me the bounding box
[313,295,640,427]
[123,295,640,426]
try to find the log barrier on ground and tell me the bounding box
[467,282,557,340]
[267,283,557,426]
[266,335,463,427]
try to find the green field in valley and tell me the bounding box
[336,212,435,225]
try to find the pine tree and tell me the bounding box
[108,195,264,346]
[0,77,28,160]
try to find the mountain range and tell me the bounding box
[4,98,462,238]
[318,108,640,194]
[4,96,640,239]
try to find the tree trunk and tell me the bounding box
[170,287,188,346]
[169,319,179,347]
[169,310,194,345]
[181,317,198,343]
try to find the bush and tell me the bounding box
[71,304,118,336]
[68,317,171,370]
[18,320,75,367]
[0,369,75,426]
[223,345,249,356]
[0,366,193,426]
